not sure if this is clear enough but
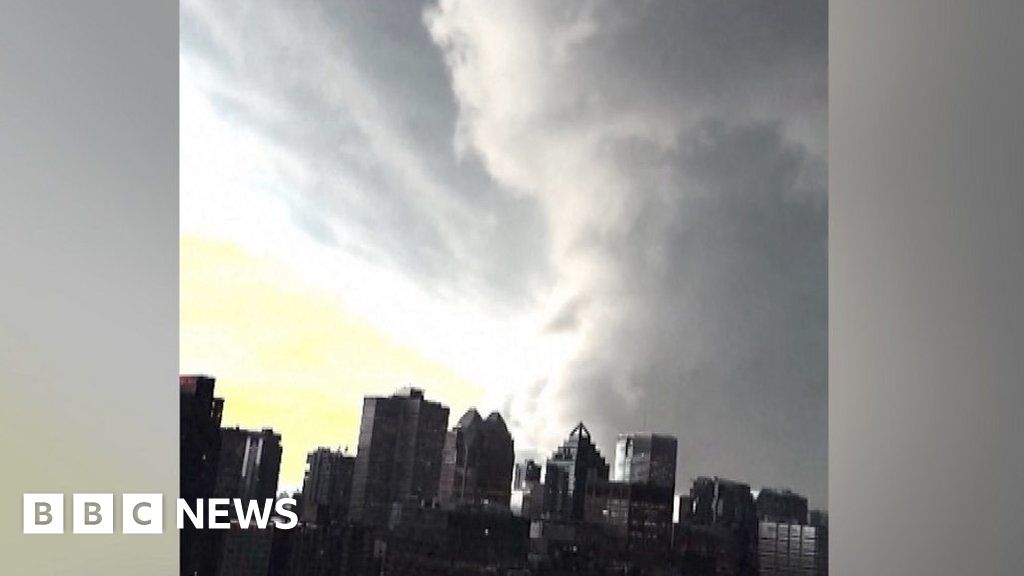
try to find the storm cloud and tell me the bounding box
[182,0,827,506]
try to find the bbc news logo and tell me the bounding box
[23,494,298,534]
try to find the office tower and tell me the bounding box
[180,375,225,576]
[214,427,283,501]
[756,488,809,525]
[584,479,676,559]
[612,433,678,489]
[300,447,355,525]
[513,459,542,491]
[690,476,756,527]
[688,476,759,576]
[543,422,610,521]
[180,375,224,500]
[758,521,828,576]
[675,494,694,523]
[438,408,515,508]
[348,387,450,526]
[511,459,544,519]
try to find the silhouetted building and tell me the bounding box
[299,447,355,525]
[511,459,544,519]
[758,521,828,576]
[584,480,675,562]
[439,409,515,508]
[612,433,678,489]
[756,488,808,525]
[513,459,542,490]
[216,521,274,576]
[382,506,529,575]
[348,387,450,527]
[676,494,694,523]
[543,422,610,521]
[276,522,377,576]
[180,375,225,576]
[215,427,283,501]
[181,375,224,500]
[686,476,759,576]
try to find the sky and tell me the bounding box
[180,0,828,507]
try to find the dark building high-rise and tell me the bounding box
[675,494,694,523]
[299,447,355,525]
[685,476,759,576]
[584,480,676,559]
[581,431,677,560]
[375,506,529,575]
[214,427,283,501]
[543,422,610,521]
[755,488,809,525]
[511,459,544,519]
[180,375,225,576]
[181,375,224,501]
[348,387,450,527]
[612,433,678,489]
[757,521,828,576]
[513,459,542,491]
[438,408,515,508]
[690,476,757,528]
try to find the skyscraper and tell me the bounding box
[438,408,515,508]
[688,476,759,576]
[180,375,225,576]
[511,459,544,519]
[755,488,809,525]
[542,422,610,521]
[348,387,450,527]
[214,427,283,501]
[180,375,224,501]
[758,521,828,576]
[584,480,676,558]
[612,433,678,489]
[300,447,355,525]
[512,459,542,491]
[584,432,677,559]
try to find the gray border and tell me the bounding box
[831,0,1024,573]
[0,2,178,573]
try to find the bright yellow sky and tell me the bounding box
[180,235,483,489]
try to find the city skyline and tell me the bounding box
[186,376,823,511]
[181,0,827,509]
[180,374,827,574]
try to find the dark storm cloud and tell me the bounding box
[180,0,551,310]
[428,0,827,505]
[566,120,827,501]
[183,0,828,506]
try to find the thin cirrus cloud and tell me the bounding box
[181,0,827,506]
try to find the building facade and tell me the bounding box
[300,447,355,525]
[180,375,225,576]
[542,422,610,521]
[756,488,809,525]
[348,387,450,527]
[757,521,827,576]
[612,433,678,489]
[214,427,283,502]
[438,408,515,508]
[685,476,759,576]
